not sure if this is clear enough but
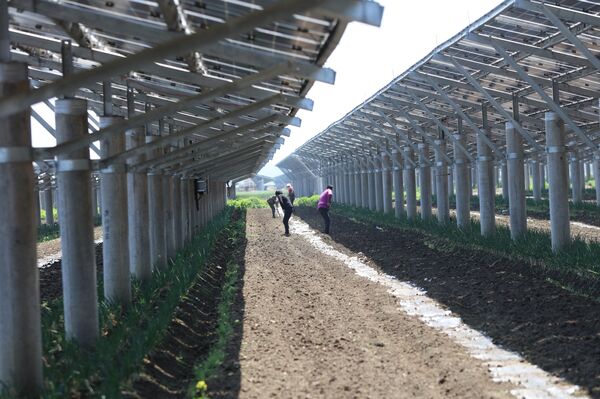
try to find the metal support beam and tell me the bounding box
[0,0,334,118]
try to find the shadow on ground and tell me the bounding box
[295,207,600,398]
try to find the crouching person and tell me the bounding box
[266,194,278,218]
[317,185,333,234]
[276,190,294,236]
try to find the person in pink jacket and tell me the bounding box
[317,185,333,234]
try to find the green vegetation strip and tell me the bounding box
[188,210,246,399]
[295,195,600,299]
[442,193,600,219]
[34,207,237,398]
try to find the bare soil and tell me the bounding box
[38,226,104,303]
[207,209,515,399]
[295,207,600,398]
[37,225,102,262]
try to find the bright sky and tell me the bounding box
[259,0,505,177]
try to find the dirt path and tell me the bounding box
[37,226,103,266]
[232,209,516,398]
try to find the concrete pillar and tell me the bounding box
[532,157,542,202]
[338,164,346,204]
[540,160,546,194]
[448,167,454,197]
[471,164,477,195]
[360,159,368,208]
[545,112,570,252]
[44,187,54,224]
[501,160,509,200]
[346,160,355,206]
[54,98,100,349]
[126,127,151,282]
[524,160,530,192]
[585,161,591,182]
[374,155,384,212]
[34,188,40,227]
[453,133,470,229]
[477,134,495,236]
[404,147,417,221]
[431,169,437,204]
[181,177,189,243]
[434,140,449,224]
[579,158,585,193]
[392,149,404,218]
[91,184,99,219]
[353,159,361,207]
[506,122,527,239]
[164,175,176,259]
[418,143,432,220]
[0,62,43,396]
[173,176,182,250]
[569,151,582,204]
[367,157,376,211]
[595,154,600,207]
[147,137,167,271]
[382,151,392,214]
[100,116,131,306]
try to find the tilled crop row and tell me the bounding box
[295,206,600,398]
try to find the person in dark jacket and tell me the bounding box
[276,190,294,236]
[286,183,296,205]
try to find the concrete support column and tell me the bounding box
[403,147,417,221]
[173,176,182,250]
[448,168,454,197]
[126,127,151,282]
[471,164,476,195]
[55,99,100,348]
[506,122,527,239]
[585,161,591,182]
[147,137,167,271]
[477,134,495,237]
[392,149,404,218]
[594,153,600,207]
[44,187,54,224]
[367,158,376,211]
[540,161,546,194]
[569,151,582,204]
[34,187,41,227]
[532,157,542,202]
[92,184,99,219]
[337,164,345,204]
[0,62,43,396]
[360,159,369,208]
[434,140,449,224]
[382,151,392,214]
[100,116,130,306]
[164,175,176,259]
[453,133,470,229]
[545,112,570,252]
[346,160,355,206]
[374,155,384,213]
[524,161,530,192]
[418,143,432,220]
[501,161,509,200]
[181,177,189,243]
[353,159,361,207]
